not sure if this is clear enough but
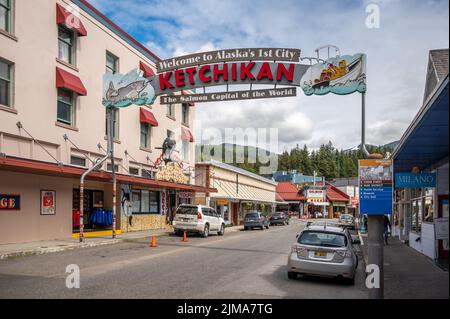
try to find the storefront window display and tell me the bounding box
[132,189,160,214]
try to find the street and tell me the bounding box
[0,219,367,299]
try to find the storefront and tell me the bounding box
[196,160,277,225]
[391,49,448,263]
[275,182,306,217]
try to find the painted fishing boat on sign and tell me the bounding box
[301,53,366,96]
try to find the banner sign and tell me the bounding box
[0,194,20,210]
[153,62,306,96]
[160,88,296,104]
[394,172,436,188]
[300,53,366,96]
[157,48,301,73]
[359,159,393,215]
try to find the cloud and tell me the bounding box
[93,0,449,150]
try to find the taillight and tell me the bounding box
[258,217,262,221]
[292,245,308,258]
[335,250,352,258]
[197,212,202,220]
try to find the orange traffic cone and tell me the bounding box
[182,231,187,242]
[151,235,157,247]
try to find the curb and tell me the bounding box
[0,231,171,260]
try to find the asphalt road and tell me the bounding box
[0,219,367,298]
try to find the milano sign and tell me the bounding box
[103,48,366,107]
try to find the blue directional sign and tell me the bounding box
[359,159,393,215]
[395,173,436,188]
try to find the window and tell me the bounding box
[105,108,119,139]
[106,163,119,172]
[142,169,152,179]
[412,199,422,232]
[182,103,189,125]
[57,89,74,125]
[0,0,12,33]
[0,59,12,107]
[106,51,118,74]
[131,189,160,214]
[166,103,175,118]
[182,140,189,161]
[129,167,139,175]
[58,26,75,65]
[70,156,86,167]
[140,123,150,148]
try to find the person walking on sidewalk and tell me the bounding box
[384,215,391,245]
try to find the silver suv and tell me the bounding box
[173,204,225,238]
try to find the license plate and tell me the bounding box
[182,218,191,222]
[314,251,327,258]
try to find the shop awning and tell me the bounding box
[392,77,449,172]
[139,61,155,78]
[56,67,87,96]
[140,108,159,126]
[181,127,194,142]
[56,3,87,36]
[0,155,217,193]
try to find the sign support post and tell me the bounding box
[106,107,117,239]
[368,214,384,299]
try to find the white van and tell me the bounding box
[172,204,225,238]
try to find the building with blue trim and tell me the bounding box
[391,49,448,266]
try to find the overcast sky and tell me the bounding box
[91,0,449,152]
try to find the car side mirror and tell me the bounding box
[296,234,299,239]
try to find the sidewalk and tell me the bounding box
[0,225,244,260]
[359,232,449,299]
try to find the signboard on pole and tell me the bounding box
[359,159,393,215]
[300,53,366,96]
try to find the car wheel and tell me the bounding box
[288,272,297,280]
[202,224,209,238]
[244,226,248,231]
[174,230,182,236]
[218,224,225,236]
[347,276,355,285]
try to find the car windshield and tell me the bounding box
[298,231,347,247]
[340,215,353,221]
[245,213,259,218]
[176,206,198,215]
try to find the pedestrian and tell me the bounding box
[384,215,391,245]
[363,214,368,231]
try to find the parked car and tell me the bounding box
[314,212,323,218]
[172,204,225,238]
[338,214,356,230]
[244,211,269,230]
[270,212,290,226]
[287,224,360,284]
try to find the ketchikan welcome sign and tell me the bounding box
[102,48,366,107]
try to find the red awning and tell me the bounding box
[56,4,87,36]
[56,67,87,96]
[139,61,155,78]
[140,108,159,126]
[181,127,194,142]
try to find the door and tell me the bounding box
[232,203,238,225]
[211,208,221,230]
[438,195,449,259]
